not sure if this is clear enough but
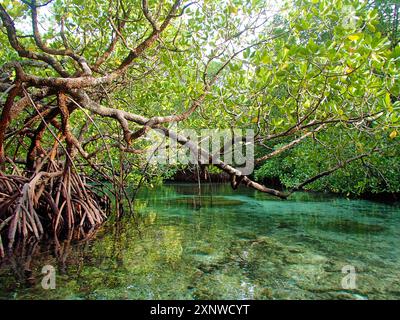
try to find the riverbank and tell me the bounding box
[169,170,400,204]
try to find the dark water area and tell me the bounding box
[1,183,400,299]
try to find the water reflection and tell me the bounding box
[0,183,400,299]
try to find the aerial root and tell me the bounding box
[0,168,109,258]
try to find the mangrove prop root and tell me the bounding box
[0,169,109,258]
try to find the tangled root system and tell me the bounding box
[0,166,109,258]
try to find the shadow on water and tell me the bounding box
[1,183,400,299]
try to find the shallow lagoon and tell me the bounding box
[1,183,400,299]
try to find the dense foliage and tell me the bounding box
[254,0,400,195]
[0,0,398,193]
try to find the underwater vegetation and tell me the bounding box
[0,184,399,300]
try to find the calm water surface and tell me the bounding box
[1,183,400,299]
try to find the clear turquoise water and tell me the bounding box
[1,183,400,299]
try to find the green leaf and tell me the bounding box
[261,52,271,64]
[348,34,361,41]
[228,5,238,15]
[367,22,376,32]
[385,93,393,111]
[389,130,397,139]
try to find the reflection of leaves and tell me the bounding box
[145,211,157,224]
[161,226,183,264]
[385,93,393,111]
